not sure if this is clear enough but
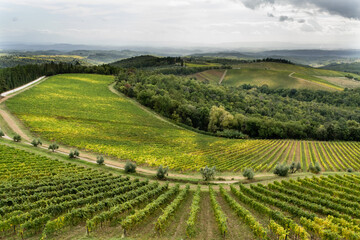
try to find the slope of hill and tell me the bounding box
[193,62,360,90]
[5,74,360,172]
[320,62,360,75]
[110,55,183,68]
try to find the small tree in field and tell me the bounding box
[13,134,21,142]
[289,162,302,173]
[31,139,42,147]
[200,166,216,181]
[48,143,59,152]
[274,164,289,177]
[69,149,80,159]
[124,161,136,173]
[309,162,321,174]
[0,130,4,137]
[243,168,255,180]
[96,155,105,165]
[156,165,169,180]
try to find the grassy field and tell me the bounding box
[5,74,360,172]
[1,143,360,240]
[194,62,360,90]
[190,69,225,84]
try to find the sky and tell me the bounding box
[0,0,360,49]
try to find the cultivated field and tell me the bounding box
[193,62,360,90]
[1,144,360,240]
[5,74,360,172]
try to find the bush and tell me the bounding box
[13,134,21,142]
[96,155,105,165]
[48,143,59,152]
[125,161,136,173]
[347,168,354,172]
[309,162,321,174]
[0,130,4,137]
[200,166,216,181]
[289,162,302,173]
[69,149,79,159]
[243,168,255,180]
[274,164,289,177]
[31,139,42,147]
[156,165,169,180]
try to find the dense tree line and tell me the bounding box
[156,65,231,75]
[111,55,183,68]
[0,62,118,92]
[115,70,360,141]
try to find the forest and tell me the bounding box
[115,69,360,141]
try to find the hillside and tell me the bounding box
[5,74,360,172]
[110,55,183,68]
[320,62,360,75]
[192,62,360,90]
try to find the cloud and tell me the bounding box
[297,19,305,23]
[267,12,274,17]
[236,0,360,19]
[279,15,293,22]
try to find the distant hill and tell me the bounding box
[110,55,183,68]
[320,62,360,75]
[192,62,360,90]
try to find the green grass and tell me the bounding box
[6,73,360,173]
[219,62,355,90]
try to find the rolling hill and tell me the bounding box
[192,62,360,90]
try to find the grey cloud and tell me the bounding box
[12,17,18,22]
[236,0,360,19]
[279,15,293,22]
[297,19,305,23]
[267,12,274,17]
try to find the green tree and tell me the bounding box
[242,168,254,180]
[124,161,136,173]
[48,143,59,152]
[13,134,21,142]
[156,165,169,180]
[31,139,42,147]
[96,155,105,165]
[0,130,4,137]
[200,166,216,181]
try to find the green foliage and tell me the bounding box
[347,168,354,172]
[156,165,169,180]
[96,155,104,165]
[209,186,227,237]
[289,162,301,173]
[243,168,255,180]
[31,139,42,147]
[274,164,289,177]
[116,69,360,141]
[215,129,247,139]
[69,149,79,158]
[309,162,322,174]
[48,143,59,152]
[186,186,201,237]
[0,130,4,137]
[13,134,21,142]
[200,166,216,181]
[124,161,136,173]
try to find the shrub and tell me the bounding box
[96,155,105,165]
[0,130,4,137]
[31,139,42,147]
[200,166,216,181]
[347,168,354,172]
[48,143,59,152]
[289,162,302,173]
[243,168,255,180]
[309,162,321,174]
[215,129,247,139]
[274,164,289,177]
[156,165,169,180]
[13,134,21,142]
[69,149,80,158]
[124,161,136,173]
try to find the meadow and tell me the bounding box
[1,144,360,239]
[5,73,360,172]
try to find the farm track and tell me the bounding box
[219,69,227,84]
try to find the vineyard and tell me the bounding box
[1,144,360,239]
[5,74,360,172]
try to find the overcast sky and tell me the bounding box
[0,0,359,49]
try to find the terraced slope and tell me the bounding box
[5,74,360,172]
